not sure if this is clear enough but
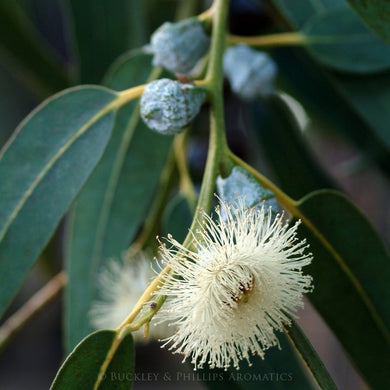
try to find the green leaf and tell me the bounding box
[67,0,148,83]
[0,62,36,147]
[333,73,390,150]
[271,1,390,176]
[0,1,71,95]
[271,0,346,28]
[273,47,390,175]
[287,321,337,390]
[345,0,390,44]
[65,53,172,351]
[201,334,314,390]
[50,330,134,390]
[297,190,390,389]
[163,193,193,243]
[0,85,118,318]
[303,7,390,73]
[251,96,336,199]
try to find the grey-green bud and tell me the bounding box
[140,78,206,135]
[217,166,278,219]
[150,18,210,74]
[223,45,277,100]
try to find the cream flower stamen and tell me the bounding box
[89,252,170,343]
[156,198,313,370]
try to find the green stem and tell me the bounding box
[118,0,231,328]
[93,335,122,390]
[228,151,326,231]
[182,0,230,248]
[228,151,298,214]
[175,0,199,21]
[205,0,229,87]
[174,131,197,212]
[228,32,307,47]
[128,149,177,255]
[0,272,66,353]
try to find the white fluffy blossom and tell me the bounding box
[156,199,313,370]
[89,253,169,343]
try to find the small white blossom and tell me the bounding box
[156,198,313,370]
[89,253,170,343]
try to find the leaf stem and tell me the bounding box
[116,265,171,329]
[227,32,307,47]
[115,84,146,108]
[198,2,217,23]
[127,149,177,256]
[287,321,338,390]
[174,131,197,212]
[93,334,122,390]
[205,0,229,88]
[0,271,66,353]
[228,151,298,214]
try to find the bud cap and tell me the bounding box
[217,166,279,220]
[151,18,210,74]
[223,44,277,100]
[141,78,206,135]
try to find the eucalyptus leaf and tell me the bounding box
[67,0,147,83]
[272,1,390,175]
[0,0,71,95]
[297,190,390,389]
[271,0,346,28]
[271,12,390,388]
[163,193,193,243]
[345,0,390,44]
[0,86,118,318]
[287,321,337,390]
[334,73,390,150]
[50,330,134,390]
[0,63,36,147]
[273,47,390,175]
[65,53,172,351]
[303,7,390,73]
[251,96,336,199]
[201,334,314,390]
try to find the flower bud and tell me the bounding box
[223,44,277,100]
[140,78,206,135]
[217,166,278,218]
[150,18,210,74]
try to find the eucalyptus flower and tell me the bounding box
[156,198,313,370]
[89,253,170,342]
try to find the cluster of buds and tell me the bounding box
[140,18,278,135]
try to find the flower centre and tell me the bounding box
[233,277,254,305]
